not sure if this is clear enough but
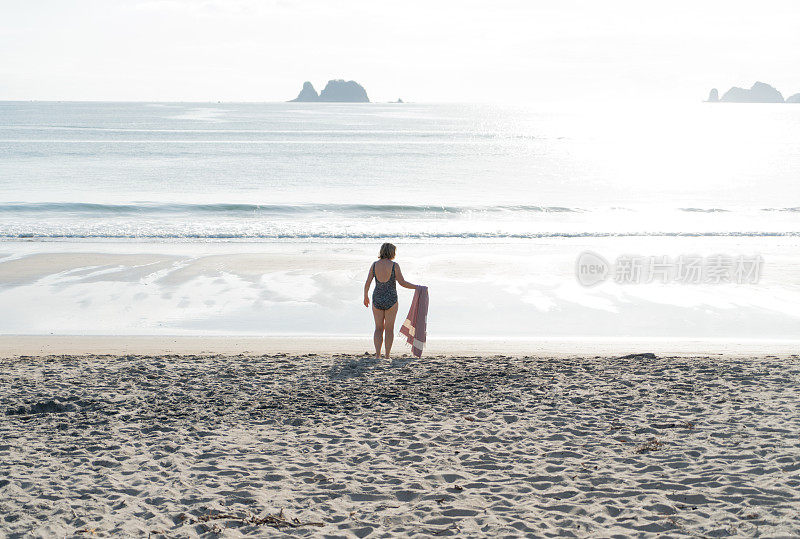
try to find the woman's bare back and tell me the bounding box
[373,258,394,282]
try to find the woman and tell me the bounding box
[363,243,418,359]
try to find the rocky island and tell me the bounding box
[290,80,370,103]
[707,81,799,103]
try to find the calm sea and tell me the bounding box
[1,101,799,241]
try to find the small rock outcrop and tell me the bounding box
[290,81,319,102]
[719,81,784,103]
[289,80,369,103]
[707,88,719,102]
[786,93,800,103]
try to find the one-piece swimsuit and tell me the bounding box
[372,262,398,310]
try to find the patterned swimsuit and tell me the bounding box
[372,262,398,310]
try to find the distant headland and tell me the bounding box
[706,81,800,103]
[289,80,370,103]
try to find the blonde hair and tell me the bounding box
[379,243,396,259]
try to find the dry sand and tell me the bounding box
[1,352,799,537]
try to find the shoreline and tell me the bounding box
[2,335,800,359]
[3,239,800,340]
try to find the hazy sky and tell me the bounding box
[2,0,799,102]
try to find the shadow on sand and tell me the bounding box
[327,354,413,380]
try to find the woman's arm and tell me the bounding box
[363,263,374,307]
[394,263,418,290]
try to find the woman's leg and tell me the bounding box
[372,306,385,358]
[383,303,398,358]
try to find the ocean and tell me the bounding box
[1,101,799,339]
[2,101,800,240]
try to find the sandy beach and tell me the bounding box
[5,3,800,537]
[2,350,799,537]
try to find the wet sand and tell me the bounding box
[1,352,799,537]
[4,334,800,359]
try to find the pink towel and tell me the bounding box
[400,286,428,358]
